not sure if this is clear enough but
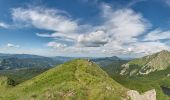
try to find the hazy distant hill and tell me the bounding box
[0,54,64,70]
[0,57,61,70]
[91,56,128,76]
[0,59,127,100]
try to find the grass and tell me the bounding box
[0,59,127,100]
[111,68,170,100]
[0,67,49,84]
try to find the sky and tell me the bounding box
[0,0,170,57]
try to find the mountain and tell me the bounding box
[0,57,62,70]
[91,56,128,76]
[111,50,170,100]
[0,53,46,59]
[0,53,125,70]
[120,50,170,76]
[91,56,121,67]
[0,67,49,84]
[0,53,65,70]
[0,59,128,100]
[0,53,127,86]
[52,56,76,62]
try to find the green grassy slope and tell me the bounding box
[121,50,170,76]
[111,67,170,100]
[0,59,127,100]
[98,50,170,100]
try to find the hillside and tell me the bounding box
[109,50,170,100]
[0,67,49,84]
[120,50,170,76]
[0,59,127,100]
[91,56,128,76]
[0,57,62,70]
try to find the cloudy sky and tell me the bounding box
[0,0,170,57]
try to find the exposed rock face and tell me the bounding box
[120,50,170,76]
[120,64,129,75]
[127,89,156,100]
[167,74,170,77]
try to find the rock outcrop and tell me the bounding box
[127,89,156,100]
[120,50,170,76]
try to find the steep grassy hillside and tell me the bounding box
[0,59,127,100]
[108,50,170,100]
[113,68,170,100]
[120,50,170,76]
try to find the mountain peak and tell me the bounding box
[5,59,127,99]
[153,50,170,59]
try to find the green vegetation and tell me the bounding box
[103,50,170,100]
[0,59,127,100]
[112,69,170,100]
[0,67,49,84]
[121,50,170,76]
[0,56,63,70]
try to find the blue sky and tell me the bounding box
[0,0,170,57]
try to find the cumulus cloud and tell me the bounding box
[75,4,150,48]
[10,4,170,57]
[101,4,150,43]
[77,30,109,47]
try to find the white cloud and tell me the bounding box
[36,32,79,42]
[10,4,170,57]
[12,7,78,33]
[6,43,20,48]
[75,4,150,48]
[101,4,150,44]
[129,42,170,55]
[0,22,9,28]
[144,29,170,41]
[77,30,109,47]
[47,42,67,49]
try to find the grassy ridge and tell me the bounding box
[0,59,127,100]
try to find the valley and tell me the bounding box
[1,0,170,99]
[0,50,170,100]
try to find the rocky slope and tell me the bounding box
[127,89,156,100]
[120,50,170,76]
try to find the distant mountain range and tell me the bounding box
[0,51,170,99]
[0,53,125,70]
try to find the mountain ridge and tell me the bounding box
[120,50,170,76]
[0,59,128,100]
